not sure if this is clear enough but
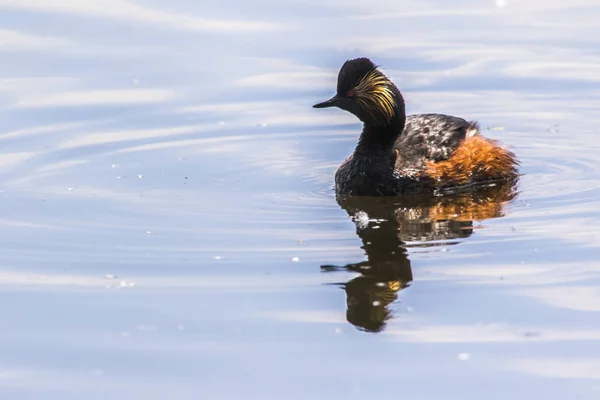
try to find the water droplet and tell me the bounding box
[104,274,117,280]
[354,211,370,230]
[291,257,300,262]
[111,164,119,169]
[137,174,143,179]
[145,231,153,235]
[372,300,381,306]
[214,256,222,260]
[458,353,471,361]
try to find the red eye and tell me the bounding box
[347,89,355,97]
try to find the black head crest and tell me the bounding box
[337,58,379,95]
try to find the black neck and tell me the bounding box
[355,105,406,155]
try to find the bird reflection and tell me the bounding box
[322,181,518,333]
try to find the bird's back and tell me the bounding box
[394,113,518,188]
[395,113,478,166]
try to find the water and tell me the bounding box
[1,0,600,398]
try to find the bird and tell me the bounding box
[313,57,519,196]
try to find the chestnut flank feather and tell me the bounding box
[425,136,519,186]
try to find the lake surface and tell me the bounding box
[1,0,600,398]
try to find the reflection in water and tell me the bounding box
[322,181,519,333]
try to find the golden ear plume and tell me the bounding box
[354,69,396,126]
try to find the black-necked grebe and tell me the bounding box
[313,57,519,196]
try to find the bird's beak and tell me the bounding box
[313,95,342,108]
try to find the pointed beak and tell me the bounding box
[313,95,342,108]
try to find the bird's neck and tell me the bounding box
[355,106,406,156]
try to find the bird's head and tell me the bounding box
[313,57,404,127]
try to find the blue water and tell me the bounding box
[1,1,600,398]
